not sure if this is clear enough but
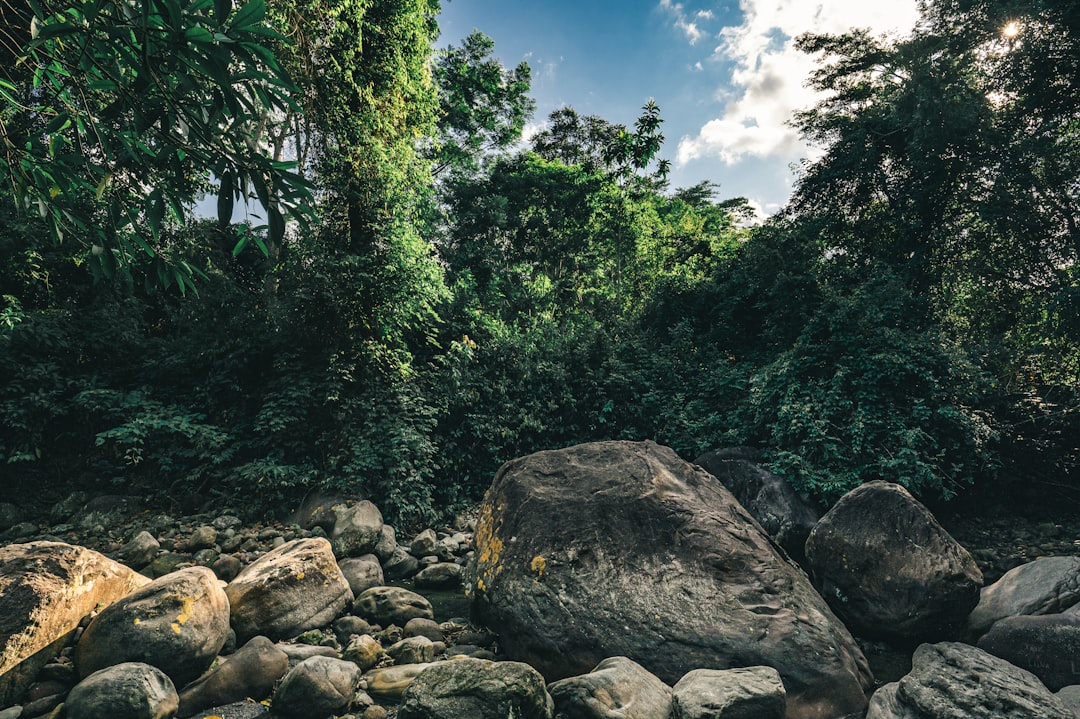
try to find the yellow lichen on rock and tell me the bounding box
[473,502,506,595]
[530,556,547,578]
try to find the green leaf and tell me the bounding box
[229,0,265,30]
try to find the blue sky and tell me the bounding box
[436,0,920,215]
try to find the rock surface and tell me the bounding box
[0,542,150,704]
[354,586,434,627]
[271,656,361,719]
[865,642,1073,718]
[548,656,671,719]
[397,657,553,719]
[804,481,982,643]
[977,613,1080,691]
[671,666,786,719]
[177,636,289,716]
[74,566,229,688]
[225,537,353,643]
[694,450,820,561]
[329,501,384,559]
[967,556,1080,638]
[469,440,873,719]
[66,662,178,719]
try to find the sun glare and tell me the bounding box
[1002,21,1021,38]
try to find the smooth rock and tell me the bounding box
[354,586,433,627]
[469,440,873,719]
[177,636,289,716]
[225,538,353,643]
[116,531,161,569]
[804,481,982,643]
[403,618,443,643]
[967,557,1080,639]
[329,502,384,559]
[66,662,178,719]
[74,566,230,688]
[338,555,384,597]
[382,546,420,581]
[398,657,553,719]
[672,667,786,719]
[343,634,385,672]
[373,525,398,564]
[365,663,432,704]
[548,656,670,719]
[386,636,434,665]
[409,530,438,558]
[271,656,360,719]
[977,613,1080,691]
[412,563,462,590]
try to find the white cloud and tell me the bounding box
[676,0,920,166]
[659,0,710,45]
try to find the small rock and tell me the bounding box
[398,657,553,719]
[364,664,433,704]
[338,555,385,596]
[408,529,438,558]
[672,667,786,719]
[343,634,385,672]
[386,636,434,665]
[549,656,671,719]
[412,562,463,590]
[272,656,360,719]
[187,526,218,552]
[354,587,433,627]
[66,662,178,719]
[403,618,443,643]
[116,531,160,569]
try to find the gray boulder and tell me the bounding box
[409,529,438,558]
[469,441,873,719]
[225,538,353,643]
[66,662,178,719]
[977,613,1080,691]
[382,547,420,580]
[671,667,786,719]
[412,562,463,589]
[271,655,360,718]
[364,663,433,704]
[177,636,289,716]
[338,555,385,596]
[354,586,433,627]
[967,556,1080,638]
[804,481,982,643]
[1056,685,1080,717]
[116,531,161,569]
[694,450,820,561]
[74,566,229,688]
[397,657,553,719]
[0,542,150,705]
[386,636,435,665]
[865,642,1072,718]
[548,656,671,719]
[329,501,384,559]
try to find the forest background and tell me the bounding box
[0,0,1077,527]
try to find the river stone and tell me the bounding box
[66,662,178,719]
[671,667,786,719]
[277,643,339,667]
[74,566,230,688]
[694,450,820,562]
[187,526,218,552]
[412,562,463,589]
[365,663,433,703]
[177,636,289,716]
[225,537,353,643]
[387,636,435,665]
[343,634,385,671]
[290,489,347,532]
[354,586,434,627]
[338,555,385,596]
[0,542,151,705]
[409,529,438,558]
[1057,685,1080,716]
[403,618,444,643]
[804,481,982,643]
[977,613,1080,691]
[271,656,360,719]
[469,440,873,719]
[967,556,1080,639]
[382,547,420,580]
[117,531,161,570]
[548,656,671,719]
[397,657,553,719]
[329,501,384,559]
[374,525,398,563]
[865,642,1073,718]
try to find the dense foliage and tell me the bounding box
[0,0,1076,523]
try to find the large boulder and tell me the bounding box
[66,662,179,719]
[0,542,150,704]
[397,657,553,719]
[977,613,1080,691]
[468,440,873,719]
[177,636,290,716]
[804,481,982,643]
[329,501,384,559]
[548,656,671,719]
[74,566,231,688]
[271,656,360,719]
[225,538,353,643]
[694,450,820,561]
[672,667,786,719]
[865,642,1072,718]
[967,556,1080,638]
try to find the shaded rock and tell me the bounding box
[398,657,553,719]
[672,667,786,719]
[382,547,419,581]
[548,656,670,719]
[967,557,1080,639]
[75,496,138,532]
[1056,685,1080,717]
[271,656,360,719]
[373,525,398,564]
[412,563,463,590]
[469,440,873,719]
[342,634,385,672]
[804,481,982,643]
[333,616,379,645]
[354,587,433,627]
[210,554,242,583]
[338,555,384,597]
[146,552,190,578]
[289,489,346,532]
[116,531,160,570]
[865,642,1072,718]
[386,636,434,665]
[0,503,22,532]
[66,662,178,719]
[694,451,820,561]
[409,530,438,558]
[177,636,289,717]
[364,663,432,704]
[0,542,151,705]
[329,502,384,559]
[186,527,218,552]
[74,566,230,688]
[403,618,443,643]
[276,643,339,667]
[977,613,1080,691]
[225,538,353,643]
[187,702,269,719]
